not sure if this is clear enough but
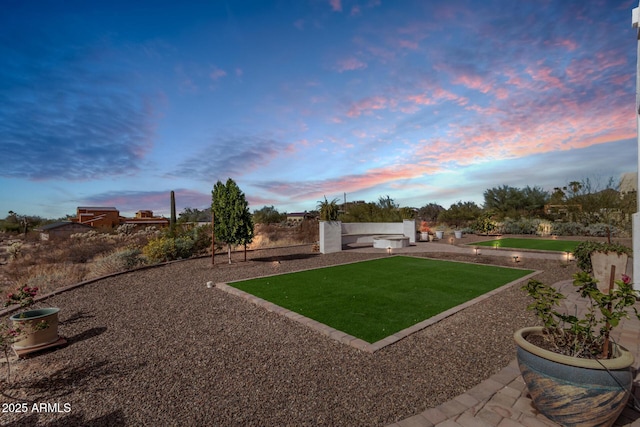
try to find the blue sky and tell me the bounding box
[1,0,638,219]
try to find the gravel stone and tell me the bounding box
[0,243,580,426]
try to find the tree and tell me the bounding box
[252,206,285,224]
[438,201,482,228]
[483,185,549,219]
[417,203,445,223]
[178,207,211,223]
[211,178,254,264]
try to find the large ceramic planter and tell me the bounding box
[454,230,462,239]
[590,251,629,293]
[435,231,444,239]
[514,326,633,427]
[10,308,60,350]
[420,232,429,241]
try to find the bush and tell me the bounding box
[501,218,541,235]
[143,234,199,263]
[584,223,619,237]
[143,237,178,263]
[551,222,584,236]
[89,248,146,278]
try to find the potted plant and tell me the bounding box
[434,226,445,240]
[419,221,431,241]
[515,271,638,426]
[1,285,61,375]
[454,229,462,239]
[573,241,632,293]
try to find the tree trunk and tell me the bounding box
[227,245,232,264]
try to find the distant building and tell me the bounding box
[286,212,314,223]
[38,222,94,240]
[121,210,169,228]
[72,207,120,228]
[71,207,169,229]
[620,172,637,195]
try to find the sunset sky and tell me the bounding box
[1,0,638,219]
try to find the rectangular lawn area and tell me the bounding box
[229,256,534,343]
[471,237,579,252]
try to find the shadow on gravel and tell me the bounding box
[5,358,146,400]
[66,326,107,346]
[252,253,320,262]
[5,409,126,427]
[60,311,96,326]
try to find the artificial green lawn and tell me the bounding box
[229,256,533,343]
[471,237,579,252]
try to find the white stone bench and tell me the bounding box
[341,233,395,245]
[372,235,410,249]
[319,220,416,254]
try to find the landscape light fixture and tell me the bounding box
[387,246,392,255]
[474,247,480,256]
[513,255,519,263]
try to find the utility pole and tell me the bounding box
[632,3,640,288]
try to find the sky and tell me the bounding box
[1,0,639,219]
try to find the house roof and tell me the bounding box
[77,207,118,211]
[38,222,94,231]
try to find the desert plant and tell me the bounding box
[551,222,585,236]
[523,272,639,359]
[1,286,49,382]
[89,248,146,277]
[318,196,340,221]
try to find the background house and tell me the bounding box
[38,222,94,240]
[72,207,120,228]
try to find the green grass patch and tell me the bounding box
[229,256,533,343]
[471,238,579,252]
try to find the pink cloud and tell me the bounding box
[260,163,443,200]
[545,38,578,51]
[335,57,367,72]
[210,66,227,81]
[329,0,342,12]
[525,65,564,90]
[347,96,388,117]
[453,74,492,94]
[398,39,419,50]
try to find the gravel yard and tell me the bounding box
[0,242,581,426]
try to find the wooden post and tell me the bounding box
[603,265,616,358]
[211,209,216,265]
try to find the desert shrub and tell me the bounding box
[89,248,146,278]
[551,222,584,236]
[7,242,23,260]
[1,263,88,296]
[584,223,619,237]
[184,224,211,255]
[501,218,539,235]
[296,219,319,243]
[174,236,195,259]
[143,237,177,263]
[143,235,199,263]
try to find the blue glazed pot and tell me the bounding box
[515,327,633,427]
